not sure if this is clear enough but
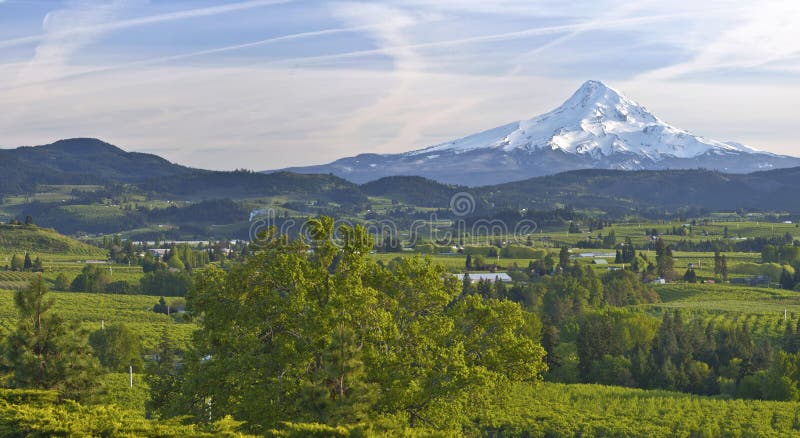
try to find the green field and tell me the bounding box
[483,382,800,437]
[0,289,193,351]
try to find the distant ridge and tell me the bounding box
[6,137,800,215]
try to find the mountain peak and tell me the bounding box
[38,138,125,154]
[410,79,749,159]
[575,79,613,95]
[276,80,800,186]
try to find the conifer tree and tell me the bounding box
[4,276,99,400]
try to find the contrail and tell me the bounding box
[1,25,375,90]
[265,13,687,67]
[2,13,686,91]
[0,0,294,49]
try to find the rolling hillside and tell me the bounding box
[0,224,105,256]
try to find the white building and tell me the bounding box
[455,273,512,283]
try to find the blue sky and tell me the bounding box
[1,0,800,169]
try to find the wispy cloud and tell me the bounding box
[0,0,294,50]
[639,2,800,80]
[12,0,295,85]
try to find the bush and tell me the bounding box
[89,324,144,373]
[104,280,140,295]
[71,264,111,293]
[53,273,70,291]
[140,270,192,297]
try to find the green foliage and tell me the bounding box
[139,270,192,296]
[479,382,800,437]
[731,261,787,282]
[166,254,186,271]
[89,324,144,373]
[603,270,659,306]
[145,330,183,419]
[0,398,251,437]
[4,276,100,400]
[70,264,111,293]
[177,217,546,432]
[10,253,24,272]
[0,224,106,256]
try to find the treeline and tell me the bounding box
[500,247,800,401]
[57,263,192,297]
[22,199,252,235]
[4,252,43,272]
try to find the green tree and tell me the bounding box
[621,237,636,263]
[559,246,570,269]
[145,330,183,419]
[53,273,70,291]
[684,268,697,283]
[32,257,44,272]
[140,270,192,296]
[23,253,33,271]
[4,276,99,400]
[720,255,728,281]
[10,253,24,272]
[167,254,186,271]
[89,324,144,372]
[178,218,546,432]
[70,264,111,293]
[781,268,795,290]
[655,238,675,280]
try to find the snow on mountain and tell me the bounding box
[273,80,800,186]
[410,80,757,160]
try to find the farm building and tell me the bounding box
[455,273,512,283]
[575,252,616,259]
[148,248,169,257]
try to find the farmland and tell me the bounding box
[3,206,800,435]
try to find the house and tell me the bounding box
[653,278,667,285]
[575,252,616,259]
[455,273,512,283]
[148,248,169,257]
[593,259,608,265]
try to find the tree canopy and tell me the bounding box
[167,217,546,432]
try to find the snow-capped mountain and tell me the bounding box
[275,80,800,186]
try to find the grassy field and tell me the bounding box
[0,289,193,351]
[534,220,799,248]
[0,224,106,257]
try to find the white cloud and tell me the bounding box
[0,0,294,50]
[637,2,800,80]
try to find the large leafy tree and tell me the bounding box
[4,276,99,400]
[176,217,546,432]
[89,323,144,372]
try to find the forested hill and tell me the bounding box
[360,176,463,207]
[5,138,800,214]
[358,169,800,214]
[0,138,362,201]
[0,138,193,191]
[477,168,800,214]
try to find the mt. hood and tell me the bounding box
[276,80,800,186]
